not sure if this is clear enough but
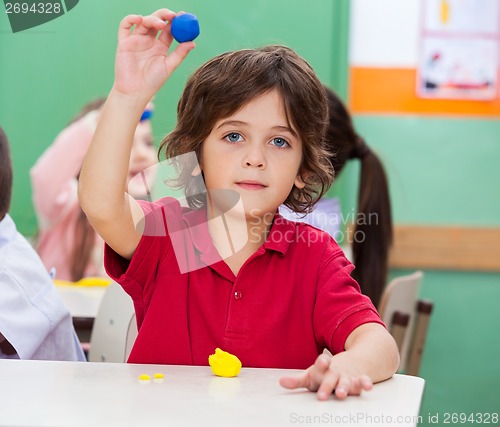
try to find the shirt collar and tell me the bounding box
[262,212,295,256]
[182,206,213,254]
[182,207,295,256]
[0,214,17,248]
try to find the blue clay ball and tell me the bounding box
[171,13,200,43]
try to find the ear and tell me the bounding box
[294,174,306,189]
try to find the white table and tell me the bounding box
[0,360,425,427]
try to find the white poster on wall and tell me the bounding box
[418,0,500,100]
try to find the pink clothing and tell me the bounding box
[30,112,104,281]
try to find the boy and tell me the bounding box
[0,127,85,361]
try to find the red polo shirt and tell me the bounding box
[104,197,383,369]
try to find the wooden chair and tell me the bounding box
[88,282,138,363]
[378,271,434,376]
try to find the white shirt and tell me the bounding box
[279,197,343,239]
[0,214,85,361]
[279,198,353,261]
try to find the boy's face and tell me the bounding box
[201,89,304,219]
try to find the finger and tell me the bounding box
[307,355,331,388]
[316,353,331,367]
[347,377,364,396]
[164,42,196,73]
[134,15,166,36]
[360,375,373,391]
[158,10,188,47]
[297,355,330,393]
[279,372,309,390]
[316,368,340,400]
[334,374,352,400]
[339,375,372,397]
[151,8,177,22]
[151,8,177,41]
[118,14,143,41]
[158,20,174,48]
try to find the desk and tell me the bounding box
[0,360,425,427]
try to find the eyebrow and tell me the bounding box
[217,120,298,138]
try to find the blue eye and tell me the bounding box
[225,132,243,143]
[271,137,289,148]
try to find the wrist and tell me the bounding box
[109,86,152,114]
[104,87,153,126]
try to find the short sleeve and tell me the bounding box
[313,247,385,354]
[104,197,180,306]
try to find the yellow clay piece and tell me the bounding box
[138,374,151,381]
[153,373,164,379]
[208,348,242,377]
[53,277,111,287]
[75,277,111,287]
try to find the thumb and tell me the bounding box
[165,42,196,74]
[279,374,307,390]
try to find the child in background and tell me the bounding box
[30,99,157,281]
[280,86,393,307]
[0,127,85,361]
[79,9,399,400]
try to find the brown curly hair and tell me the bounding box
[159,45,333,214]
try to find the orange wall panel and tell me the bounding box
[350,67,500,116]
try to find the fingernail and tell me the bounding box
[318,391,327,400]
[336,388,347,396]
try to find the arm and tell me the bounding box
[78,9,195,260]
[279,323,399,400]
[30,111,98,225]
[0,333,17,356]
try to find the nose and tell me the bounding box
[130,140,155,167]
[131,142,147,159]
[242,143,266,169]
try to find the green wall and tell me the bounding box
[354,116,500,226]
[350,115,500,424]
[410,269,500,421]
[0,0,340,235]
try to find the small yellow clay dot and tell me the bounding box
[138,374,151,381]
[153,373,164,379]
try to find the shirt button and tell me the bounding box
[234,290,243,300]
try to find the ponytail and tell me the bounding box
[68,97,105,281]
[351,141,393,307]
[69,208,96,281]
[324,86,393,306]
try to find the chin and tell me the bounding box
[127,169,156,199]
[128,183,150,200]
[243,205,277,221]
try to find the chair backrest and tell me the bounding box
[378,271,433,375]
[88,282,138,363]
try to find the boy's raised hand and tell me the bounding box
[113,9,195,102]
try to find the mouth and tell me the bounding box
[128,168,145,176]
[129,168,153,178]
[235,180,267,191]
